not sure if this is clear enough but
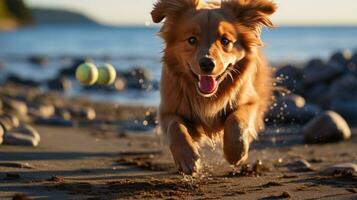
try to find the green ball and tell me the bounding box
[75,63,98,85]
[97,63,117,85]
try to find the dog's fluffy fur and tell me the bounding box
[151,0,276,174]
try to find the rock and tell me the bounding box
[11,125,41,142]
[70,107,96,121]
[267,94,321,125]
[29,55,49,66]
[58,57,92,77]
[349,52,357,75]
[303,111,351,144]
[55,108,72,120]
[2,99,28,116]
[12,193,32,200]
[328,74,357,102]
[322,163,357,176]
[83,77,126,92]
[113,78,126,91]
[123,68,153,90]
[47,77,72,91]
[34,117,73,127]
[4,133,39,147]
[0,125,4,144]
[275,65,304,94]
[28,103,55,119]
[330,99,357,125]
[0,114,20,131]
[285,159,314,172]
[329,50,352,67]
[303,59,345,85]
[304,84,329,108]
[5,74,40,88]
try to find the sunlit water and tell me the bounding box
[1,25,357,106]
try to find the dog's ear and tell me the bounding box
[151,0,200,23]
[222,0,277,29]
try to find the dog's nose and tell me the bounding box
[199,57,215,73]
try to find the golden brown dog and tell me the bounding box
[151,0,276,174]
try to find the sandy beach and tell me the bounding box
[0,122,356,199]
[0,81,356,199]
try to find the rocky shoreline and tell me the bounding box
[0,50,356,199]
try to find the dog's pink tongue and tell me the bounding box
[198,75,216,94]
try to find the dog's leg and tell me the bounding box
[223,104,259,165]
[162,115,201,175]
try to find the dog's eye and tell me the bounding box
[188,37,197,45]
[220,37,231,46]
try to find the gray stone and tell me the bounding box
[330,99,357,125]
[0,125,3,144]
[47,77,72,92]
[275,65,304,93]
[303,111,351,144]
[329,50,352,67]
[35,117,74,127]
[303,59,345,85]
[328,74,357,102]
[322,163,357,176]
[0,114,20,131]
[29,103,55,119]
[70,107,96,120]
[305,84,329,108]
[4,133,39,147]
[267,94,321,125]
[2,99,28,116]
[11,125,41,142]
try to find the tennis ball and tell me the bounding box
[97,63,117,85]
[75,63,99,85]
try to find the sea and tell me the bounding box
[1,25,357,106]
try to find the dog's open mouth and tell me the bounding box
[198,75,218,95]
[190,64,233,97]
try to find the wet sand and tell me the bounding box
[1,124,356,199]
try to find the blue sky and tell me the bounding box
[25,0,357,26]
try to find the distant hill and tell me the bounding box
[0,0,32,30]
[30,8,99,25]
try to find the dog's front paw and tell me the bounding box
[223,128,251,166]
[170,142,201,175]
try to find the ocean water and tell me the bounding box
[1,25,357,105]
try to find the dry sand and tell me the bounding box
[0,125,356,200]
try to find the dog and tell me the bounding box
[151,0,276,175]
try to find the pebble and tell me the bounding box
[286,159,314,172]
[0,114,20,131]
[2,99,28,116]
[322,163,357,176]
[47,77,72,91]
[0,124,3,144]
[305,84,329,108]
[29,55,49,66]
[302,111,351,144]
[11,125,41,142]
[328,74,357,102]
[330,99,357,125]
[4,132,39,147]
[329,50,352,67]
[70,107,96,120]
[303,59,345,85]
[5,74,40,88]
[35,117,73,127]
[29,103,55,119]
